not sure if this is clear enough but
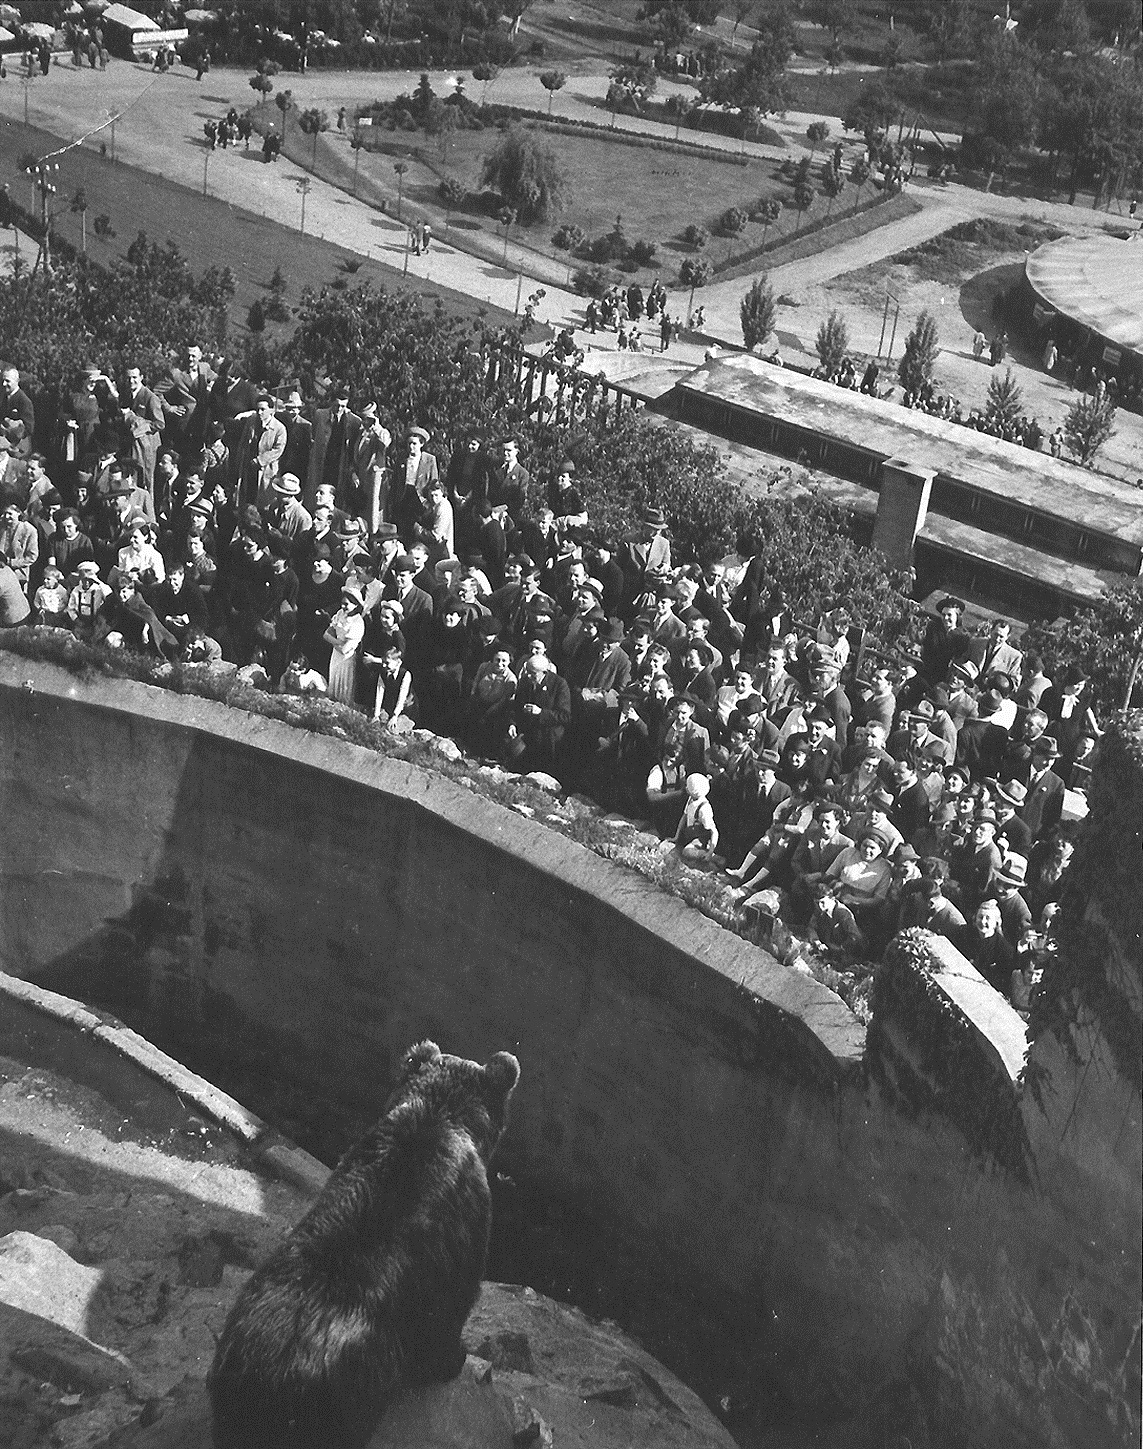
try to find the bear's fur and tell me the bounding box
[207,1040,520,1449]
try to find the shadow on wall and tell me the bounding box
[0,660,1138,1449]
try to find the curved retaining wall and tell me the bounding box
[0,656,1137,1448]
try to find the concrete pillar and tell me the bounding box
[872,457,936,567]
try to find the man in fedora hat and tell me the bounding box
[889,698,953,772]
[1020,736,1065,839]
[309,384,362,510]
[264,473,312,543]
[992,779,1032,857]
[278,389,313,483]
[950,807,1003,913]
[619,505,672,615]
[994,853,1032,944]
[353,401,392,533]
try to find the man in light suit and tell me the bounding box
[968,617,1023,688]
[249,394,287,507]
[388,425,439,543]
[120,366,165,494]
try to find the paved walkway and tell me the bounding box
[0,58,1129,358]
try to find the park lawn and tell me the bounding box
[397,125,793,273]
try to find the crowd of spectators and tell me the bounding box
[0,349,1100,1017]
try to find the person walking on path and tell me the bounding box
[972,330,986,362]
[660,313,673,353]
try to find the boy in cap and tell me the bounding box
[66,559,110,636]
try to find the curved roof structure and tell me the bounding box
[1025,234,1143,356]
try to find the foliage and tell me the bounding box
[608,59,657,111]
[0,241,232,417]
[573,264,608,296]
[754,196,782,232]
[630,239,657,266]
[966,36,1042,163]
[820,165,845,213]
[480,125,567,224]
[682,223,709,249]
[720,205,749,237]
[538,69,567,116]
[249,70,275,101]
[843,81,902,147]
[848,157,871,210]
[984,368,1023,432]
[247,298,267,333]
[897,309,940,396]
[792,182,815,226]
[699,28,794,117]
[809,0,848,43]
[815,310,849,374]
[439,176,468,207]
[679,256,712,293]
[806,120,830,154]
[1063,393,1117,466]
[551,222,586,251]
[1022,581,1143,716]
[740,276,776,349]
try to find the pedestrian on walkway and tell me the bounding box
[585,299,598,334]
[660,313,672,353]
[617,324,628,352]
[196,49,211,82]
[972,330,986,362]
[338,107,347,132]
[1042,339,1057,375]
[421,221,432,254]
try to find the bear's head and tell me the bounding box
[392,1041,520,1163]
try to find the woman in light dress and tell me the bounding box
[323,584,366,705]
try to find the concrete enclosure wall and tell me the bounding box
[0,657,1137,1448]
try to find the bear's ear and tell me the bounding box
[484,1052,520,1096]
[402,1040,442,1077]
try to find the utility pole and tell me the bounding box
[30,160,59,274]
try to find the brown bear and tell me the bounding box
[207,1040,520,1449]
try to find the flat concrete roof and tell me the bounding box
[676,355,1143,547]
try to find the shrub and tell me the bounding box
[630,239,658,266]
[552,222,587,251]
[439,176,467,206]
[720,205,749,236]
[480,124,567,225]
[984,368,1023,432]
[573,264,608,296]
[682,223,709,249]
[1063,394,1117,467]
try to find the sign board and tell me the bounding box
[1102,346,1122,366]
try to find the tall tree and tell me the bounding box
[843,82,903,150]
[699,26,794,117]
[898,310,940,396]
[815,310,848,373]
[1063,393,1117,466]
[740,276,777,349]
[984,368,1024,432]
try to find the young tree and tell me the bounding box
[806,120,830,157]
[679,255,712,316]
[740,275,776,349]
[1063,393,1117,467]
[472,62,500,106]
[249,59,277,105]
[682,222,709,250]
[298,107,330,170]
[393,160,409,220]
[538,70,567,117]
[481,126,567,224]
[275,88,293,127]
[984,368,1024,432]
[898,309,940,395]
[810,0,848,46]
[721,204,749,237]
[792,182,815,231]
[821,164,844,216]
[815,310,848,373]
[700,30,794,119]
[756,195,782,245]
